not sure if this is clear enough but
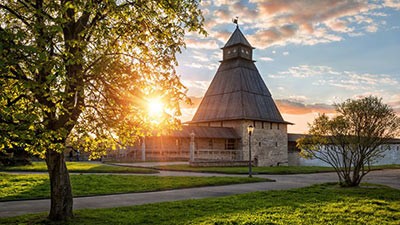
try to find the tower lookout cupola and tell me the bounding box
[191,26,289,124]
[222,27,254,61]
[188,25,291,167]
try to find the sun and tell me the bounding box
[147,98,164,122]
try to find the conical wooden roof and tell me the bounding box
[223,26,253,49]
[190,27,288,124]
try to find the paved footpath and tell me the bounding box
[0,169,399,218]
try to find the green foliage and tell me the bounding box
[1,183,399,224]
[0,147,32,166]
[297,96,400,187]
[0,0,205,156]
[0,161,157,173]
[1,0,205,220]
[0,173,266,201]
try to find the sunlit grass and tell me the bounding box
[1,183,399,224]
[0,173,268,201]
[0,173,49,201]
[0,161,158,174]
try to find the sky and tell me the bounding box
[175,0,400,133]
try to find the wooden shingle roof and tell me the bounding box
[223,27,252,49]
[190,27,289,124]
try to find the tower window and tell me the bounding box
[208,139,213,149]
[277,124,280,130]
[225,139,235,150]
[270,123,273,129]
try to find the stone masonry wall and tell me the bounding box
[191,120,289,166]
[239,120,288,166]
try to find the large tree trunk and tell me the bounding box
[45,150,73,220]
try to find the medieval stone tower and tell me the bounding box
[189,26,291,166]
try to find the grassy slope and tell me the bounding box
[0,161,158,173]
[155,164,400,174]
[0,173,268,201]
[1,183,399,224]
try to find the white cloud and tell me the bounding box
[182,80,210,91]
[273,65,339,78]
[288,95,308,103]
[384,0,400,10]
[273,65,399,92]
[326,19,354,33]
[195,0,399,49]
[185,38,219,50]
[365,24,379,32]
[181,80,211,98]
[259,57,274,62]
[184,62,218,71]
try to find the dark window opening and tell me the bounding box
[208,139,213,149]
[225,139,235,150]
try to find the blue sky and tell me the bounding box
[175,0,400,133]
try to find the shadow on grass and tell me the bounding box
[1,173,267,202]
[2,183,399,224]
[0,161,159,174]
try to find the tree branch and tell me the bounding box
[0,3,31,27]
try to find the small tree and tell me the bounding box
[0,0,204,221]
[297,96,400,187]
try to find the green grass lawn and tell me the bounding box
[0,161,158,174]
[154,164,400,174]
[0,173,268,201]
[1,183,399,224]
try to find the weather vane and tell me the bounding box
[232,16,239,27]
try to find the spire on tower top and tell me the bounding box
[223,25,253,49]
[232,16,239,27]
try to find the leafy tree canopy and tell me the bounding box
[0,0,206,158]
[297,96,400,187]
[1,0,205,220]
